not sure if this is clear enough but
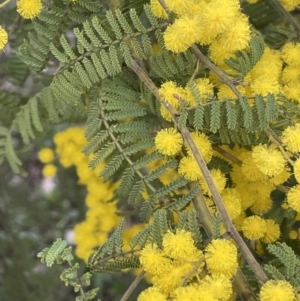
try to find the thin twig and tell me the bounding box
[212,145,243,166]
[129,60,268,284]
[120,270,146,301]
[270,0,300,36]
[0,0,13,9]
[191,45,241,98]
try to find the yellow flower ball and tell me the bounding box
[151,263,191,294]
[289,230,298,240]
[178,156,202,181]
[155,128,183,156]
[42,164,57,178]
[219,14,251,52]
[281,42,300,64]
[0,26,8,50]
[38,148,55,164]
[164,0,196,15]
[205,239,238,277]
[202,274,233,301]
[241,153,268,181]
[137,287,167,301]
[282,124,300,153]
[164,16,199,53]
[250,197,273,215]
[294,159,300,183]
[150,0,168,19]
[242,215,267,240]
[283,83,300,102]
[162,229,201,260]
[200,0,240,38]
[262,219,280,243]
[17,0,43,19]
[260,280,295,301]
[139,244,173,275]
[251,75,281,96]
[221,188,242,219]
[252,144,286,177]
[173,284,217,301]
[287,184,300,213]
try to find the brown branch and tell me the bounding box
[129,60,268,284]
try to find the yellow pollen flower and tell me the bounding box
[252,144,286,177]
[137,287,167,301]
[139,244,172,275]
[164,16,199,53]
[294,159,300,183]
[205,239,238,277]
[173,284,217,301]
[282,65,300,84]
[287,184,300,213]
[178,156,202,181]
[202,274,233,301]
[162,229,202,260]
[219,14,251,52]
[260,280,296,301]
[282,124,300,153]
[17,0,43,19]
[250,197,273,215]
[38,148,55,164]
[242,215,267,240]
[150,0,168,19]
[221,188,242,219]
[281,42,300,64]
[283,83,300,102]
[289,230,298,239]
[155,128,183,156]
[0,26,8,50]
[262,219,280,243]
[200,0,240,38]
[152,263,191,294]
[164,0,196,15]
[251,75,281,96]
[42,164,57,178]
[241,155,268,181]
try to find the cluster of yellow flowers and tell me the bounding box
[138,230,299,300]
[138,231,236,301]
[151,0,251,54]
[39,126,148,262]
[154,123,300,245]
[151,1,300,103]
[38,148,57,178]
[52,127,121,261]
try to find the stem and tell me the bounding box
[181,127,268,283]
[191,45,241,98]
[120,270,146,301]
[129,60,268,284]
[192,185,213,237]
[212,145,243,166]
[181,257,205,286]
[0,0,12,9]
[98,98,159,195]
[270,0,300,36]
[266,129,295,166]
[67,261,87,301]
